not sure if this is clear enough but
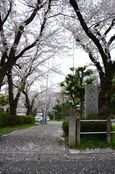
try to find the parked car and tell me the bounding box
[35,113,43,122]
[35,113,50,122]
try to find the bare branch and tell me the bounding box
[2,0,12,25]
[48,12,75,19]
[15,38,39,59]
[108,34,115,46]
[104,18,115,36]
[9,6,39,55]
[15,0,52,60]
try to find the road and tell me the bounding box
[0,123,115,174]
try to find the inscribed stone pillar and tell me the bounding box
[85,84,98,115]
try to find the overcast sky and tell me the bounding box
[14,0,92,92]
[32,46,92,93]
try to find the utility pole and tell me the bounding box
[70,37,75,74]
[43,60,49,124]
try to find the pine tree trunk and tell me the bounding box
[80,97,84,118]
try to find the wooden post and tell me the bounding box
[106,117,111,144]
[76,118,80,145]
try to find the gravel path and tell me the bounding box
[0,124,65,161]
[0,123,115,174]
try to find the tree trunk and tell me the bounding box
[0,67,7,89]
[80,97,84,118]
[0,57,16,89]
[23,91,32,115]
[98,76,112,119]
[7,69,17,125]
[26,106,32,116]
[70,93,77,114]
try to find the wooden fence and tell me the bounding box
[69,117,115,146]
[76,119,115,145]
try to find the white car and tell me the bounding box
[35,113,50,122]
[35,113,43,122]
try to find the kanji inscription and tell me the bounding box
[85,84,98,114]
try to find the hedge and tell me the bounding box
[0,111,35,127]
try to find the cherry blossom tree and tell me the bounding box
[69,0,115,118]
[0,0,54,125]
[0,0,52,89]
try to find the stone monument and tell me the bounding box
[85,84,98,116]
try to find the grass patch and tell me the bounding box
[111,123,115,148]
[75,134,110,150]
[112,123,115,131]
[48,120,63,125]
[0,123,36,136]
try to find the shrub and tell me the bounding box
[62,120,69,137]
[0,111,4,127]
[16,115,35,125]
[0,112,35,127]
[0,111,10,127]
[16,116,24,125]
[23,115,35,124]
[4,115,12,127]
